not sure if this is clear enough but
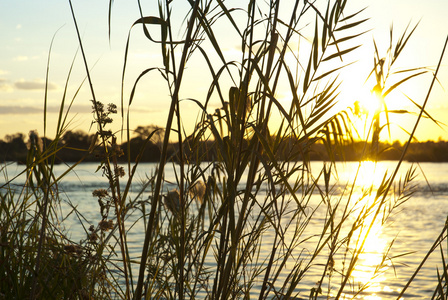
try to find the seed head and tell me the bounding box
[164,189,180,214]
[93,189,108,198]
[98,219,114,231]
[189,180,206,204]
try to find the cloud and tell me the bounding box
[0,105,92,115]
[0,106,42,114]
[14,80,58,91]
[0,79,13,92]
[0,70,8,76]
[14,56,28,61]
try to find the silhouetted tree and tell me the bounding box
[0,133,27,162]
[1,129,447,163]
[134,125,165,149]
[121,137,161,162]
[57,130,96,162]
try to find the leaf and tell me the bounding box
[186,1,233,82]
[133,16,168,43]
[313,16,319,70]
[305,79,339,109]
[329,30,370,45]
[393,66,430,74]
[392,21,420,66]
[216,0,243,38]
[322,1,329,51]
[121,15,178,117]
[339,7,368,22]
[281,61,305,129]
[306,100,337,130]
[128,68,160,106]
[382,71,426,98]
[159,4,169,70]
[251,125,306,214]
[322,45,361,62]
[312,61,354,82]
[386,110,410,114]
[265,93,293,125]
[329,1,336,31]
[108,0,114,40]
[207,115,230,167]
[335,18,369,32]
[402,93,446,129]
[303,47,313,93]
[339,110,355,142]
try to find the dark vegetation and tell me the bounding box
[2,0,448,298]
[0,127,162,164]
[1,129,447,163]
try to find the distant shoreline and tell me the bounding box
[1,131,447,164]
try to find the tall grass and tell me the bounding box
[1,0,447,299]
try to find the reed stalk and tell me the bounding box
[1,1,446,299]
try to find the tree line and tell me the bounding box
[0,127,163,164]
[1,127,447,163]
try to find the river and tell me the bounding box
[2,160,448,299]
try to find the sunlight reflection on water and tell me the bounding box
[2,160,448,299]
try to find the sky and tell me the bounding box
[0,0,447,143]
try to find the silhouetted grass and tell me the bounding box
[1,0,447,299]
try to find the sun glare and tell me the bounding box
[358,90,382,117]
[340,80,386,141]
[346,161,398,298]
[344,160,388,191]
[348,207,394,298]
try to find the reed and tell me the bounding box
[1,0,447,299]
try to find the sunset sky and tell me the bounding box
[1,0,447,143]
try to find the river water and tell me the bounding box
[2,160,448,299]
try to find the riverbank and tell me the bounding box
[1,131,447,163]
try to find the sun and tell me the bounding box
[340,74,383,119]
[340,82,385,141]
[353,87,382,118]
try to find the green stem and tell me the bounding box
[133,1,200,299]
